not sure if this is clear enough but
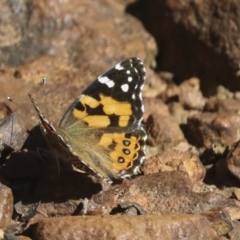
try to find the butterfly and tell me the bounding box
[29,57,147,184]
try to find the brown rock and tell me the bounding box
[227,140,240,180]
[216,85,235,99]
[0,103,11,120]
[179,78,206,110]
[91,172,237,216]
[192,182,236,200]
[205,97,240,113]
[3,231,33,240]
[233,189,240,201]
[17,236,32,240]
[143,150,206,184]
[143,70,167,98]
[32,214,219,240]
[0,105,28,154]
[0,230,25,240]
[168,102,200,125]
[226,207,240,221]
[187,112,240,148]
[0,182,13,229]
[158,82,179,103]
[0,0,157,66]
[145,113,185,148]
[201,208,233,236]
[143,97,169,121]
[34,201,82,218]
[228,220,240,240]
[126,0,240,96]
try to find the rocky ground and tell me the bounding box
[1,0,240,239]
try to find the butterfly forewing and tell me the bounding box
[59,58,145,130]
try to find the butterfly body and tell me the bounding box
[30,58,147,183]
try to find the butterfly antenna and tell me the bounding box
[7,97,30,114]
[42,78,49,118]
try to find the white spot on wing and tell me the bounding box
[140,156,145,164]
[115,63,124,70]
[121,84,129,92]
[98,76,109,83]
[143,134,148,141]
[132,93,136,99]
[128,77,133,82]
[133,166,140,174]
[124,149,130,154]
[126,70,131,74]
[98,76,115,88]
[106,80,115,88]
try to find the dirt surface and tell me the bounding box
[0,0,240,239]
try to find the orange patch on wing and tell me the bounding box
[80,95,100,108]
[73,108,88,119]
[73,95,101,120]
[110,151,131,170]
[98,134,113,147]
[99,94,132,115]
[118,116,130,127]
[84,116,110,127]
[98,133,140,171]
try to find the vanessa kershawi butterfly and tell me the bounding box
[29,57,147,184]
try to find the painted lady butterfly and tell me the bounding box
[29,57,147,183]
